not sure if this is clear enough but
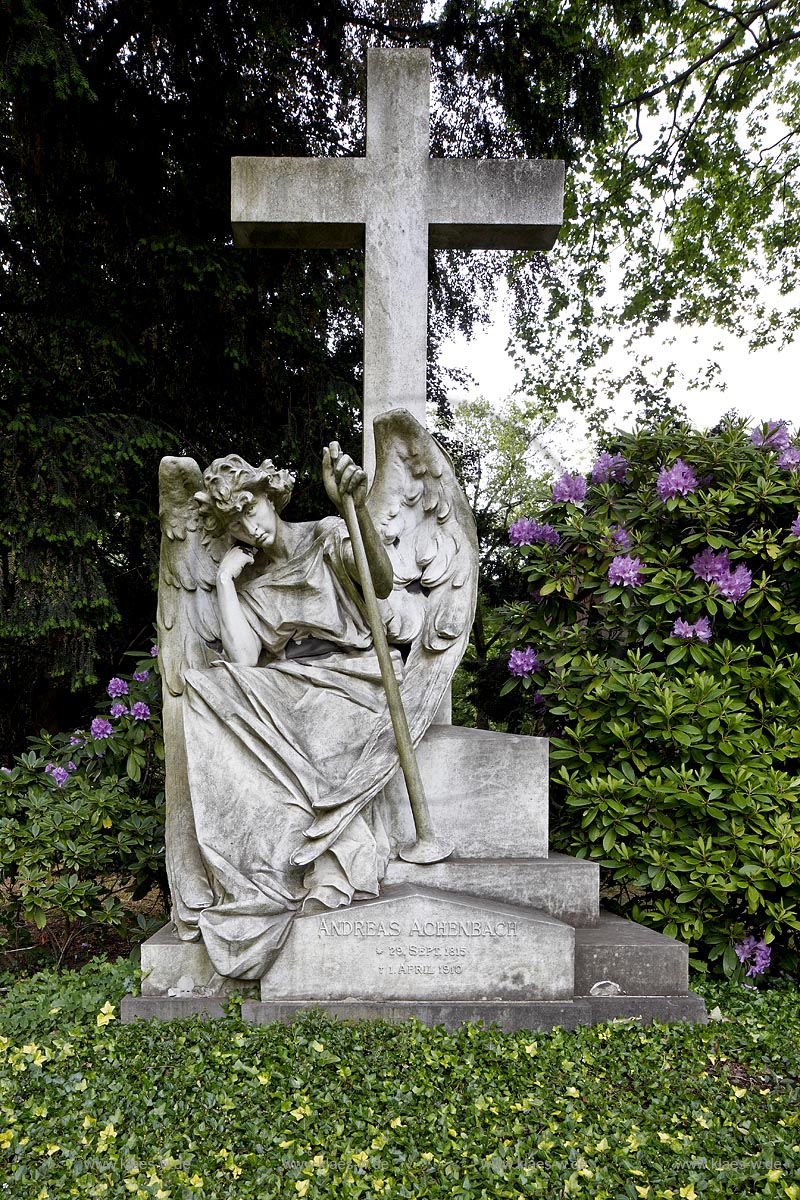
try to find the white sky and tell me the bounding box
[439,288,800,470]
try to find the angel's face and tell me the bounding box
[228,492,278,550]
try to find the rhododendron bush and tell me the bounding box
[0,650,165,959]
[502,417,800,976]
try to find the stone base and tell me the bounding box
[383,726,549,858]
[383,852,599,926]
[121,992,706,1030]
[129,902,707,1029]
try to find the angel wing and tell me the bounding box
[157,457,229,929]
[292,409,479,864]
[368,408,479,658]
[157,457,227,699]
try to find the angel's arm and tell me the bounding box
[216,546,262,665]
[323,443,393,599]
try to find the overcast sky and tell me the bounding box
[439,288,800,469]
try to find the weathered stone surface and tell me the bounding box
[121,996,230,1023]
[242,999,591,1032]
[574,912,690,997]
[383,852,599,925]
[586,994,708,1025]
[231,48,563,473]
[382,726,549,858]
[261,886,574,1003]
[140,924,251,997]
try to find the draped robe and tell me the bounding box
[180,516,419,979]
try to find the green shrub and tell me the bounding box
[0,650,165,960]
[502,417,800,975]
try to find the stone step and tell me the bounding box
[381,725,548,858]
[575,912,692,998]
[383,852,599,925]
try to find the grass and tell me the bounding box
[0,960,798,1199]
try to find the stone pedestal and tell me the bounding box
[123,726,706,1029]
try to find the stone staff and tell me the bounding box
[340,488,452,864]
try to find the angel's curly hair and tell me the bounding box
[194,454,295,538]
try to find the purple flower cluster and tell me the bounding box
[107,677,128,699]
[691,547,729,581]
[751,420,790,450]
[110,702,128,718]
[656,458,697,501]
[509,518,560,547]
[608,525,631,551]
[778,446,800,471]
[792,515,800,538]
[133,669,150,682]
[130,701,151,721]
[508,646,540,678]
[608,555,643,587]
[69,733,84,746]
[150,644,159,657]
[715,565,753,603]
[551,473,587,504]
[691,547,752,604]
[672,616,712,643]
[91,717,114,741]
[45,761,77,788]
[591,452,628,484]
[735,935,771,978]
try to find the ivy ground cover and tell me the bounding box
[1,960,799,1199]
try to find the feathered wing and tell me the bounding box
[157,457,226,698]
[292,409,479,865]
[157,458,229,931]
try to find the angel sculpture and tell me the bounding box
[157,410,478,979]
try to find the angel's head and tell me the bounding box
[195,455,295,548]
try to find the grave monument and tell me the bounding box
[123,48,706,1028]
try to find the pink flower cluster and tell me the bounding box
[672,616,712,643]
[656,458,697,501]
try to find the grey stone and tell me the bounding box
[574,912,690,997]
[585,994,709,1026]
[140,924,252,998]
[121,995,231,1022]
[260,885,574,1003]
[242,999,592,1033]
[382,726,549,858]
[231,48,564,474]
[383,852,599,925]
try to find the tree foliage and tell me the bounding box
[0,0,637,747]
[512,0,800,424]
[502,417,800,974]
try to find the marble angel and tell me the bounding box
[156,410,478,979]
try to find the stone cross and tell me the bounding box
[231,47,564,474]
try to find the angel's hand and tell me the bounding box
[217,545,255,585]
[323,442,368,511]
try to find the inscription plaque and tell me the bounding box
[261,885,574,1002]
